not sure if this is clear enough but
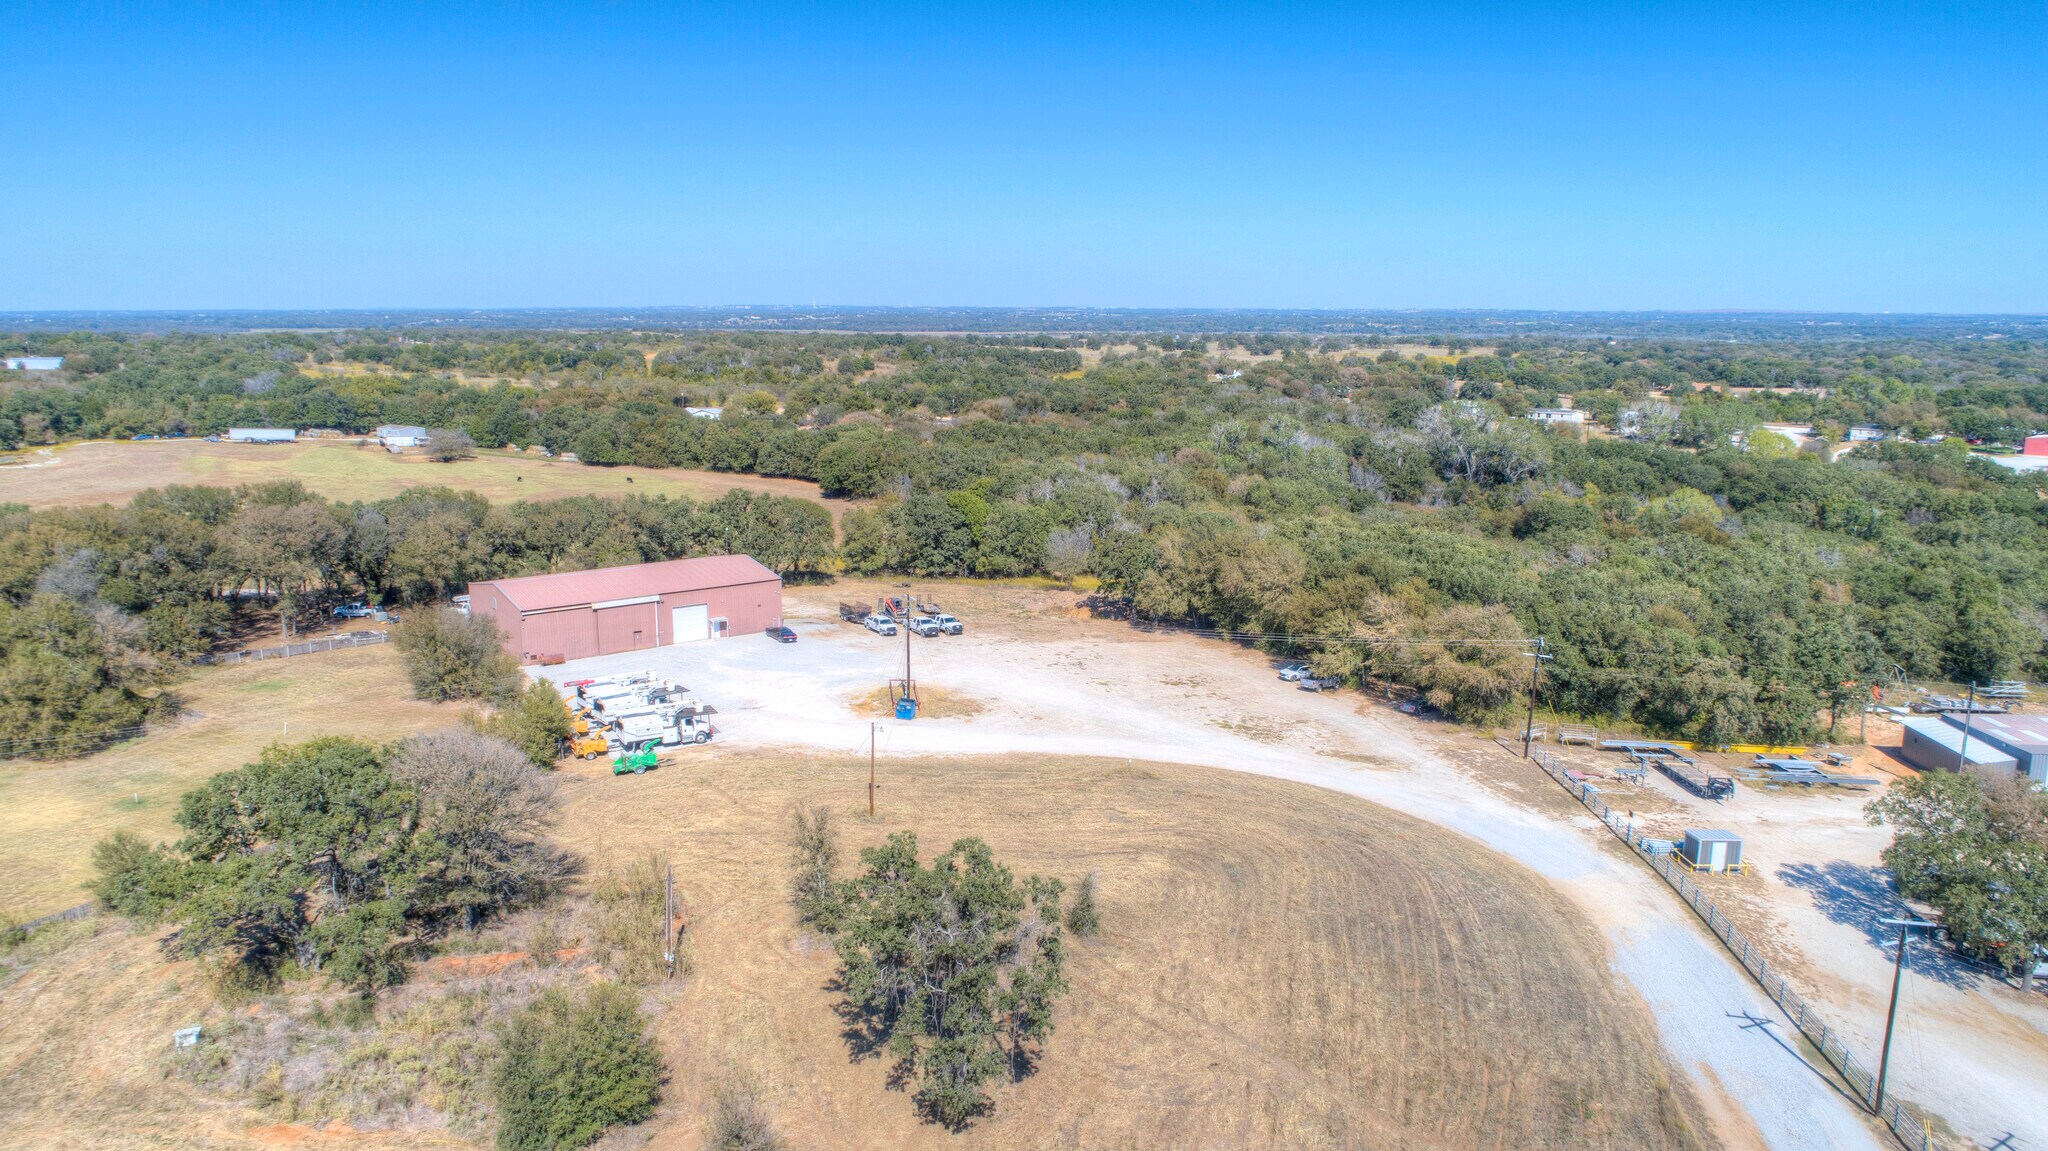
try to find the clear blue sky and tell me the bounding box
[3,2,2042,312]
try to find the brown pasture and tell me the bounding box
[0,439,838,520]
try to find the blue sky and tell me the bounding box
[2,2,2043,312]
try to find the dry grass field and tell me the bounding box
[0,645,463,919]
[0,438,837,516]
[1,644,1712,1151]
[556,750,1710,1151]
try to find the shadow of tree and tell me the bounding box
[826,973,896,1061]
[1776,859,1981,990]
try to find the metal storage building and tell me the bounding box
[1936,712,2048,783]
[375,424,428,448]
[1898,716,2020,774]
[469,554,782,663]
[1679,830,1743,873]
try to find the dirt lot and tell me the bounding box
[0,438,838,518]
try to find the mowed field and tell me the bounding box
[0,438,837,515]
[563,750,1709,1151]
[0,641,1709,1151]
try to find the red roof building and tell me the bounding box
[2023,434,2048,456]
[469,555,783,663]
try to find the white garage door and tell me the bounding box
[670,603,710,644]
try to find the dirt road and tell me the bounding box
[545,587,1918,1151]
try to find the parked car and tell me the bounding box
[929,612,964,635]
[907,615,942,637]
[1298,676,1343,692]
[333,603,375,619]
[1277,662,1312,681]
[863,613,899,636]
[765,625,798,643]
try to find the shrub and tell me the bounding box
[493,984,661,1151]
[90,827,192,920]
[789,805,841,929]
[1065,871,1100,938]
[396,608,519,702]
[706,1078,784,1151]
[588,855,669,985]
[482,678,576,768]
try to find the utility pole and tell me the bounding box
[1873,917,1937,1115]
[1957,681,1978,768]
[1521,638,1552,759]
[869,721,878,817]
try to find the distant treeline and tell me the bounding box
[2,328,2045,746]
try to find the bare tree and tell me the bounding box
[425,427,478,462]
[392,730,567,930]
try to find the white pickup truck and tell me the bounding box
[863,613,899,636]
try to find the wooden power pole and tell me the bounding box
[1521,638,1551,759]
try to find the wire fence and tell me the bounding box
[1503,738,1935,1151]
[14,903,94,933]
[210,629,390,665]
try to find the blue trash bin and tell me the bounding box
[895,696,918,720]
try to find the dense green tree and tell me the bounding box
[494,984,662,1151]
[396,608,520,702]
[1868,771,2048,986]
[828,832,1066,1127]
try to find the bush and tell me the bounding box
[493,983,661,1151]
[90,827,192,920]
[789,805,840,929]
[396,609,519,702]
[706,1079,783,1151]
[482,678,575,768]
[1066,871,1100,938]
[588,855,669,984]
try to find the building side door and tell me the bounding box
[671,603,710,644]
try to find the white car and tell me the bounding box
[930,613,964,635]
[864,613,899,636]
[1277,663,1312,681]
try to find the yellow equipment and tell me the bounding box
[567,733,610,760]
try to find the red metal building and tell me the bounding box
[469,555,783,662]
